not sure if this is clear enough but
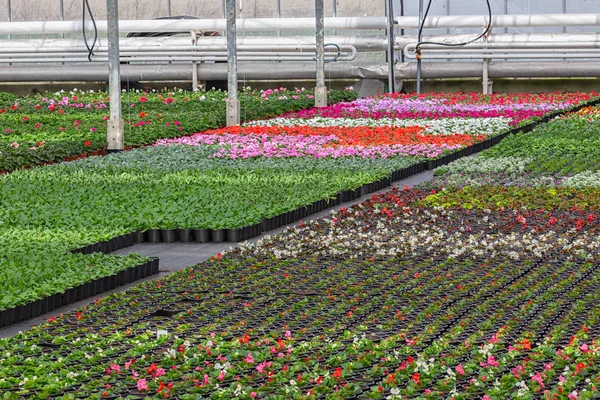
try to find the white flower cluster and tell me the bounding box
[245,117,511,136]
[563,170,600,189]
[236,205,580,262]
[436,156,533,175]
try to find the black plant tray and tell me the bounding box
[425,96,600,170]
[0,257,159,330]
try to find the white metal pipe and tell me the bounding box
[0,14,598,36]
[0,44,357,54]
[405,42,600,50]
[0,37,384,51]
[396,13,600,29]
[0,17,387,35]
[4,61,600,82]
[399,33,600,45]
[0,55,357,63]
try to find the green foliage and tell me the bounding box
[0,145,413,310]
[0,88,357,171]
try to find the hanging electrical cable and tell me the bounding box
[82,0,98,61]
[416,0,492,50]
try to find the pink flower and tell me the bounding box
[559,375,567,384]
[250,393,257,398]
[531,372,545,387]
[34,123,41,129]
[6,129,11,134]
[244,353,254,364]
[155,367,165,377]
[482,395,491,400]
[285,330,292,338]
[216,353,226,362]
[568,392,578,399]
[137,379,148,391]
[256,361,272,373]
[217,370,226,381]
[486,356,499,367]
[544,363,552,370]
[456,364,465,375]
[91,127,97,132]
[580,343,589,352]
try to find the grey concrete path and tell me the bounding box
[0,170,433,338]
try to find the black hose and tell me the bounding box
[82,0,98,61]
[417,0,492,50]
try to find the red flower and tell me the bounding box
[139,97,148,102]
[332,367,342,380]
[139,112,147,118]
[84,140,92,147]
[412,372,421,385]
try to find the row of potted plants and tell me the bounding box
[1,186,600,398]
[0,87,357,172]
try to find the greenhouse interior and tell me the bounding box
[1,0,600,399]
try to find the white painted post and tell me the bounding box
[315,0,327,107]
[226,0,240,126]
[106,0,124,152]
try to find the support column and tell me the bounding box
[106,0,124,152]
[7,0,11,39]
[315,0,327,107]
[416,0,423,94]
[191,30,199,91]
[226,0,240,126]
[385,0,395,93]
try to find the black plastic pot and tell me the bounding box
[134,230,147,244]
[193,229,211,243]
[227,228,242,242]
[147,229,162,243]
[161,229,178,243]
[212,229,227,243]
[179,229,192,242]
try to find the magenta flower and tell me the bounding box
[456,364,465,375]
[137,379,148,391]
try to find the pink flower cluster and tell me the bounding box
[155,133,458,159]
[282,98,568,124]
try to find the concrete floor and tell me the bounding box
[0,170,433,338]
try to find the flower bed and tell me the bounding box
[281,92,597,124]
[157,93,600,168]
[0,87,357,172]
[1,187,600,399]
[426,106,600,209]
[1,92,597,327]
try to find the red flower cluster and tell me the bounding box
[206,126,484,148]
